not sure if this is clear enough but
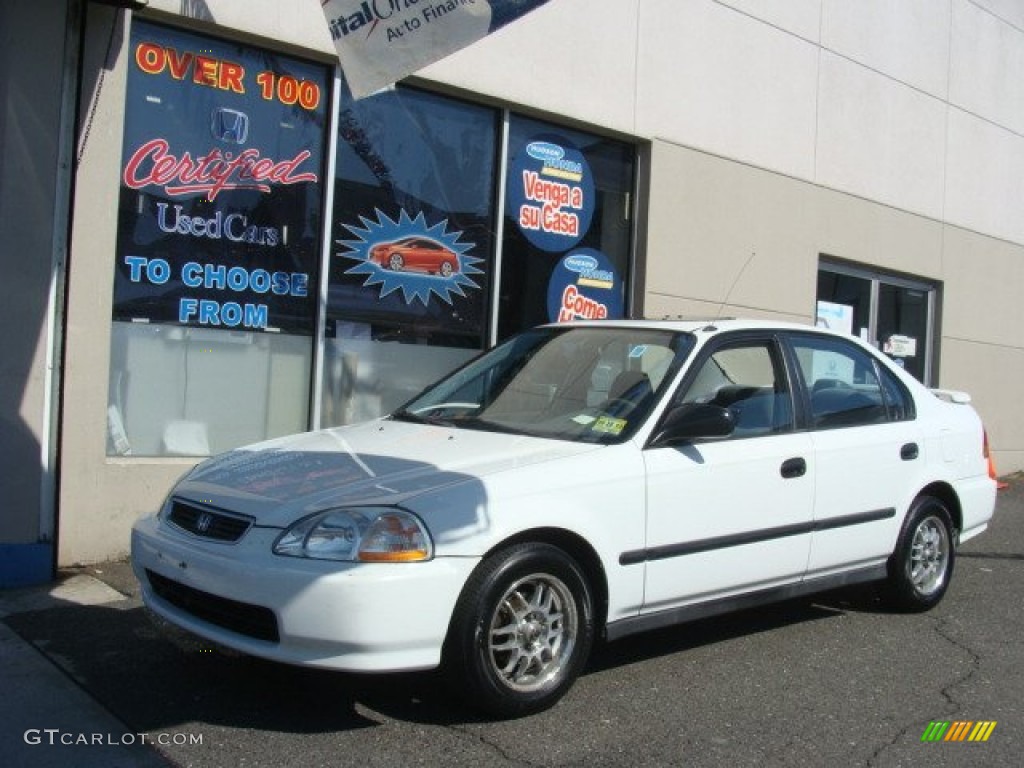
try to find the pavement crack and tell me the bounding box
[865,613,982,766]
[931,615,983,710]
[446,723,547,767]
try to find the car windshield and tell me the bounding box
[394,326,695,443]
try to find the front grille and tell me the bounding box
[167,499,252,542]
[146,569,280,643]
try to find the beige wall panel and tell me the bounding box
[635,0,819,180]
[821,0,951,98]
[718,0,822,42]
[944,108,1024,245]
[816,52,947,220]
[939,337,1024,475]
[145,0,334,56]
[950,0,1024,135]
[938,226,1024,348]
[971,0,1024,29]
[58,458,194,566]
[814,187,945,280]
[643,292,810,325]
[420,0,640,135]
[645,141,818,320]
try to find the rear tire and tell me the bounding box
[886,495,955,611]
[444,543,594,718]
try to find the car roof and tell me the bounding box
[545,317,834,337]
[540,318,923,387]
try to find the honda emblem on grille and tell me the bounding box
[195,512,214,534]
[211,108,249,144]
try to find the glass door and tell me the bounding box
[816,260,937,385]
[877,283,931,382]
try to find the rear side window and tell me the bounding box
[790,335,896,429]
[878,364,915,421]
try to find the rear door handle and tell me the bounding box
[780,457,807,479]
[901,442,919,461]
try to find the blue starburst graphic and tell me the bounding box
[337,209,483,306]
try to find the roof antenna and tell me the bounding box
[713,250,757,322]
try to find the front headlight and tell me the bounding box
[273,507,433,562]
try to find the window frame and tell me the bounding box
[782,331,917,431]
[658,332,797,443]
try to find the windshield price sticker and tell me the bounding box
[592,416,627,436]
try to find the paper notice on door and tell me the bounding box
[883,335,917,358]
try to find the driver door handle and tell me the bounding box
[780,457,807,479]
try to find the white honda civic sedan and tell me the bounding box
[132,319,997,717]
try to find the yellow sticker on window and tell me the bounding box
[592,416,627,435]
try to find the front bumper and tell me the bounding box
[131,514,479,672]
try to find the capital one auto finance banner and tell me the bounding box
[322,0,551,98]
[113,21,329,335]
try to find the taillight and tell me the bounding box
[984,430,1008,489]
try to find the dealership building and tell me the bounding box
[2,0,1022,585]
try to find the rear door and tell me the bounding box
[785,332,922,578]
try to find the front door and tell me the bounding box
[640,336,815,612]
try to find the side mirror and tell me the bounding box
[649,403,735,448]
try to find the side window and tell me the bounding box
[879,364,916,421]
[678,342,793,438]
[790,335,890,429]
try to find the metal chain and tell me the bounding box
[76,9,121,166]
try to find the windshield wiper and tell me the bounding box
[391,409,531,436]
[454,418,528,436]
[390,409,458,427]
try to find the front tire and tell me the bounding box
[445,543,594,718]
[886,495,955,611]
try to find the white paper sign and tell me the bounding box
[883,334,917,358]
[815,300,855,335]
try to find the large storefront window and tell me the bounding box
[108,26,639,446]
[321,97,639,426]
[107,21,329,456]
[322,87,498,426]
[816,260,937,384]
[498,116,635,340]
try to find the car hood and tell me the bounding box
[173,419,600,527]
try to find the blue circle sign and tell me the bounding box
[507,134,595,252]
[547,249,624,323]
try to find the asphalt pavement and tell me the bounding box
[2,476,1022,768]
